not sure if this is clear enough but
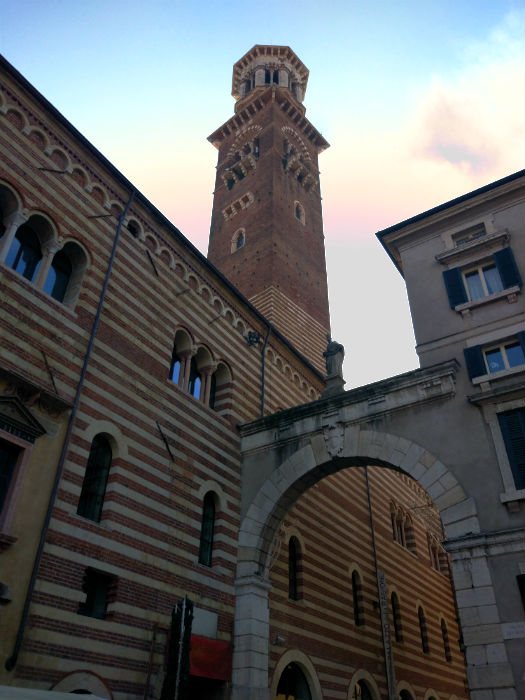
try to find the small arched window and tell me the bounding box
[169,350,181,385]
[231,228,245,253]
[288,536,301,601]
[352,570,364,626]
[352,680,373,700]
[441,618,452,662]
[198,492,216,566]
[294,201,305,224]
[418,606,429,654]
[6,224,42,281]
[404,516,416,552]
[209,362,231,413]
[187,357,201,399]
[43,248,72,302]
[77,434,112,522]
[391,592,402,642]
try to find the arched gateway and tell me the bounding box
[231,359,520,700]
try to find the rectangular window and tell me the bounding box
[463,263,504,301]
[0,439,21,516]
[485,341,525,374]
[78,568,116,619]
[453,226,486,247]
[443,247,521,309]
[464,332,525,380]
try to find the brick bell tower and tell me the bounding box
[207,45,331,373]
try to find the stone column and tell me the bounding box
[34,240,61,290]
[0,210,29,263]
[231,574,272,700]
[178,347,195,391]
[201,364,216,405]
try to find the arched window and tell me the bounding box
[418,606,429,654]
[169,349,182,385]
[231,228,245,253]
[396,512,406,546]
[288,537,301,601]
[404,515,416,552]
[391,592,402,642]
[352,570,364,626]
[5,224,42,281]
[441,618,452,662]
[169,329,192,388]
[399,691,415,700]
[187,357,201,399]
[294,201,305,224]
[198,492,216,566]
[43,248,72,302]
[77,435,112,522]
[209,362,232,413]
[276,662,311,700]
[352,680,374,700]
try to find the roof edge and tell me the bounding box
[0,54,324,381]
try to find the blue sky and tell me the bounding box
[1,1,523,386]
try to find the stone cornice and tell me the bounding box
[435,230,510,266]
[239,360,459,439]
[207,88,329,153]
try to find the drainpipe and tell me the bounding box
[260,324,271,418]
[364,466,397,700]
[5,190,136,671]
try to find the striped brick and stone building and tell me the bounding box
[0,45,522,700]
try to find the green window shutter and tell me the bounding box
[463,345,485,380]
[494,248,522,289]
[443,268,467,308]
[498,409,525,490]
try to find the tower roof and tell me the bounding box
[232,45,309,101]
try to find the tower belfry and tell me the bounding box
[207,45,331,372]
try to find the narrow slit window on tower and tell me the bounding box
[294,201,305,225]
[231,229,245,253]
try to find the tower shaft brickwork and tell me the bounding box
[207,45,331,373]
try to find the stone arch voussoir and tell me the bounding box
[239,426,480,578]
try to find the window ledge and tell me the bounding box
[500,489,525,513]
[472,365,525,386]
[392,541,418,557]
[70,512,113,531]
[436,229,510,265]
[455,285,520,314]
[1,263,78,316]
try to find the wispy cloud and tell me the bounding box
[412,9,524,175]
[324,9,525,240]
